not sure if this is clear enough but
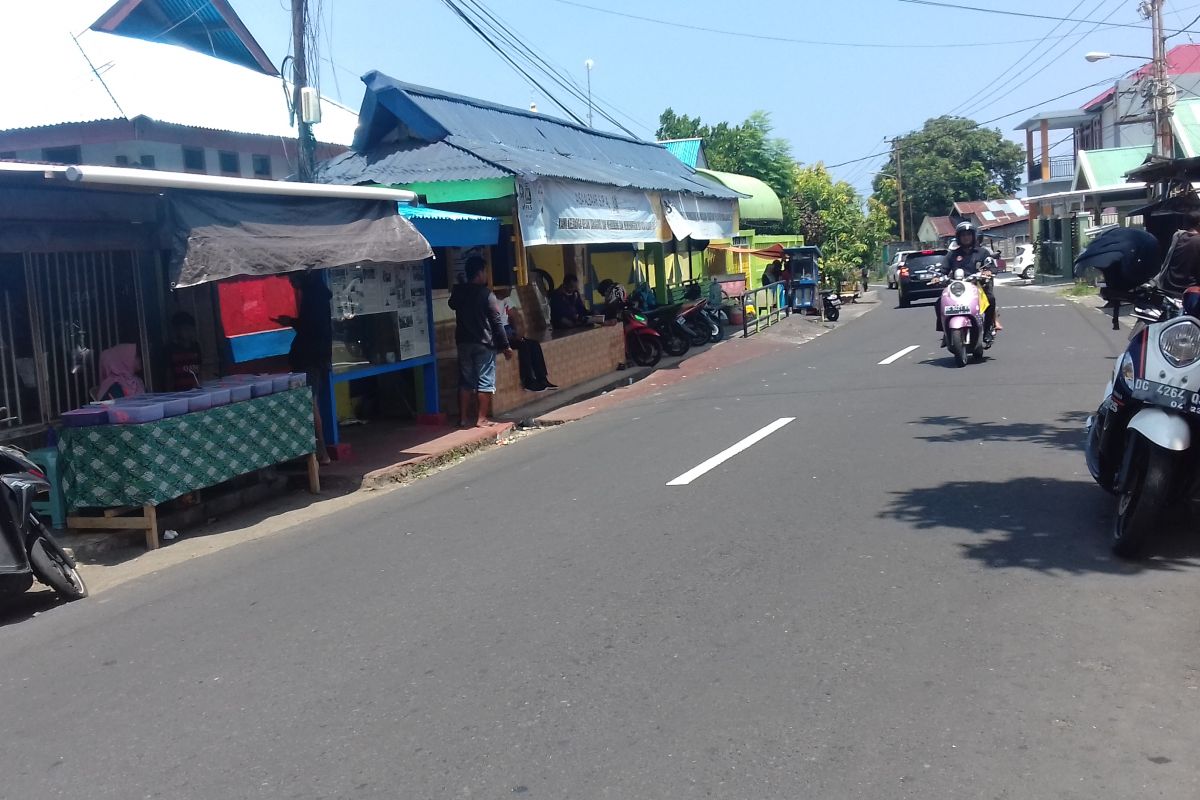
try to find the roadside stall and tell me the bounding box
[0,162,431,548]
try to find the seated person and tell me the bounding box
[95,343,145,401]
[596,279,629,319]
[550,275,591,328]
[499,293,557,392]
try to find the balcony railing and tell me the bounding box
[1028,155,1076,183]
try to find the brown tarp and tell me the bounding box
[168,192,433,288]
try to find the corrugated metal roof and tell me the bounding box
[397,205,497,222]
[90,0,277,75]
[1172,97,1200,158]
[660,138,703,168]
[953,199,1029,229]
[1074,146,1152,191]
[924,215,957,238]
[1,1,359,145]
[316,141,509,185]
[328,72,738,199]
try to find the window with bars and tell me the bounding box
[0,251,148,435]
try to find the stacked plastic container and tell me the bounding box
[59,373,305,427]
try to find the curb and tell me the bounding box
[358,422,517,489]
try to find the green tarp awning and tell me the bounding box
[695,169,783,223]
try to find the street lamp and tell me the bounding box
[584,59,594,127]
[1085,51,1150,62]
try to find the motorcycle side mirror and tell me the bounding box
[1184,287,1200,318]
[0,474,46,526]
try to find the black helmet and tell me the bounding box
[955,221,977,240]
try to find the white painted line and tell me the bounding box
[667,417,795,486]
[878,345,920,365]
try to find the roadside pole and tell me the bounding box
[292,0,317,181]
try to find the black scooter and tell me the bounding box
[0,445,87,601]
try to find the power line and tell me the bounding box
[437,0,588,126]
[1168,9,1200,39]
[945,0,1089,117]
[552,0,1127,48]
[825,68,1133,171]
[896,0,1176,31]
[460,0,654,136]
[455,0,643,136]
[962,0,1128,117]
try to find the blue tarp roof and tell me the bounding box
[317,73,737,199]
[397,205,499,248]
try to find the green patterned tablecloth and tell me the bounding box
[59,387,315,511]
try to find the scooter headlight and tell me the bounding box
[1119,351,1136,384]
[950,282,966,297]
[1160,320,1200,367]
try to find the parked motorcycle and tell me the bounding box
[0,445,88,601]
[1076,226,1196,557]
[640,304,692,357]
[684,298,727,345]
[1083,284,1200,557]
[620,309,663,367]
[932,268,994,367]
[822,290,842,322]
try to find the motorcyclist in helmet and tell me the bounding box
[935,221,1001,338]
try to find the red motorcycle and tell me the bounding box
[621,309,663,367]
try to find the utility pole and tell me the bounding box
[891,138,907,243]
[1146,0,1174,157]
[291,0,317,181]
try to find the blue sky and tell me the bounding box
[233,0,1170,195]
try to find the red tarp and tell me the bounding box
[217,274,297,337]
[706,242,787,259]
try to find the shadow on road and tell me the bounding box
[0,588,65,629]
[913,412,1087,450]
[879,476,1200,575]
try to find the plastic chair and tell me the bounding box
[26,447,66,530]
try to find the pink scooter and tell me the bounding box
[934,268,994,367]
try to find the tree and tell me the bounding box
[791,164,890,285]
[657,108,894,276]
[871,116,1024,234]
[657,108,795,234]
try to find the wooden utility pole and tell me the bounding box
[892,138,907,243]
[292,0,317,181]
[1149,0,1174,158]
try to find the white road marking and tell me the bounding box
[878,345,920,365]
[667,417,795,486]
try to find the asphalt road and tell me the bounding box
[4,286,1200,799]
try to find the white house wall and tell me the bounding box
[2,140,295,180]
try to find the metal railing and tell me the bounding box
[1028,155,1076,182]
[741,281,789,338]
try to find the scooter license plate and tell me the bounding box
[1128,378,1200,412]
[943,304,971,315]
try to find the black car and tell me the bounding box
[897,249,949,308]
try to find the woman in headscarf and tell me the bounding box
[95,343,145,401]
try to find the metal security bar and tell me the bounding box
[741,282,789,338]
[23,251,147,422]
[0,289,23,428]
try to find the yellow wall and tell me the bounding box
[526,244,567,288]
[591,250,637,296]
